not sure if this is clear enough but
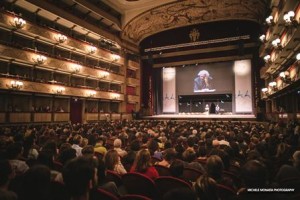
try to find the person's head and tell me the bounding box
[63,157,98,198]
[147,139,159,156]
[58,148,76,165]
[194,175,218,200]
[104,149,120,170]
[187,137,195,148]
[82,145,94,157]
[198,70,210,79]
[0,160,14,187]
[169,159,184,178]
[241,160,267,188]
[22,165,51,200]
[182,148,197,163]
[163,148,177,163]
[130,139,141,151]
[292,150,300,170]
[6,142,23,159]
[206,155,224,180]
[73,135,83,145]
[133,149,152,173]
[113,138,122,148]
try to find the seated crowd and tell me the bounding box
[0,119,299,200]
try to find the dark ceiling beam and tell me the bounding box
[74,0,121,30]
[26,0,121,44]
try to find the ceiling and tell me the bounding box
[9,0,269,49]
[104,0,269,45]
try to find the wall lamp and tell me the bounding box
[99,71,109,79]
[111,93,120,100]
[261,87,268,95]
[259,34,266,42]
[88,46,97,54]
[269,81,277,91]
[70,64,82,73]
[12,17,26,29]
[111,54,120,62]
[279,71,291,83]
[264,55,271,63]
[33,55,47,65]
[55,34,67,43]
[271,38,282,50]
[87,90,96,97]
[7,80,23,90]
[296,53,300,63]
[266,15,274,26]
[283,11,297,26]
[53,87,65,94]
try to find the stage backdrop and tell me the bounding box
[234,59,253,113]
[162,59,253,114]
[162,67,176,112]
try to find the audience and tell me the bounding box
[0,119,299,199]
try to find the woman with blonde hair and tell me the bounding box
[130,149,159,179]
[104,149,127,175]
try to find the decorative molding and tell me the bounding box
[122,0,267,44]
[144,35,250,53]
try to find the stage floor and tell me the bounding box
[143,113,256,121]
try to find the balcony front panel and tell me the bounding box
[0,113,5,123]
[111,113,121,120]
[53,113,69,122]
[127,95,140,103]
[128,60,140,69]
[34,113,52,122]
[127,77,140,86]
[0,12,124,65]
[86,113,98,121]
[9,112,31,123]
[0,44,125,83]
[0,77,124,101]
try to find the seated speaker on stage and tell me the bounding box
[209,102,216,114]
[216,104,220,114]
[205,104,209,114]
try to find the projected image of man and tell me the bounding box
[194,70,215,92]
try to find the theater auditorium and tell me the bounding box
[0,0,300,199]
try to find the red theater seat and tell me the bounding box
[121,172,157,199]
[155,176,192,199]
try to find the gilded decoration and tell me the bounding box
[122,0,267,44]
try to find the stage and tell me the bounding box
[143,113,256,121]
